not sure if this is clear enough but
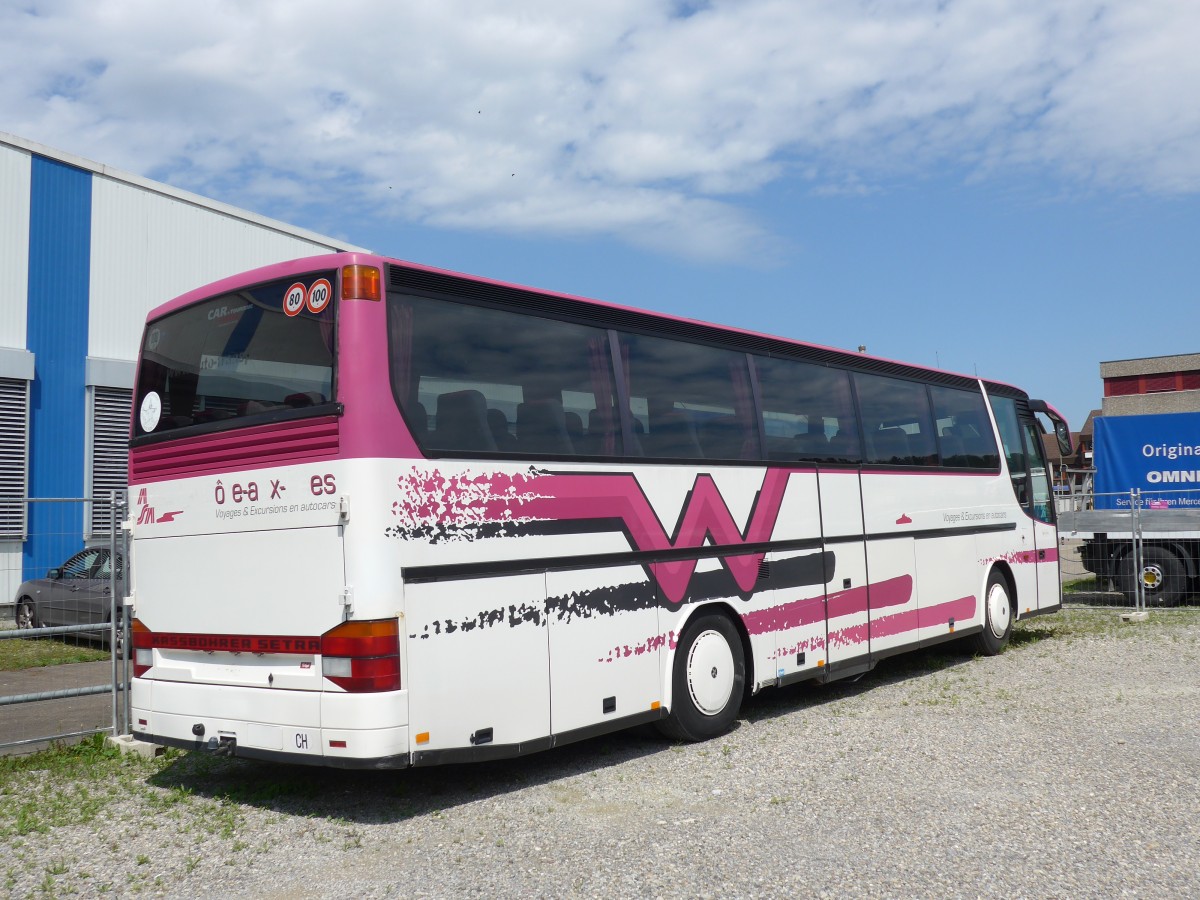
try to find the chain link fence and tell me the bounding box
[0,494,130,753]
[1058,487,1200,611]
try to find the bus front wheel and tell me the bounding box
[657,612,746,742]
[973,570,1013,656]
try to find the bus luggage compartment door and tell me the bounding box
[135,526,347,640]
[404,572,550,756]
[546,565,661,737]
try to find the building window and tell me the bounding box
[1143,373,1176,393]
[0,377,29,539]
[89,386,131,539]
[1103,376,1140,397]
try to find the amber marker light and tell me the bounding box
[416,732,430,745]
[341,264,381,301]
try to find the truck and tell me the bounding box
[1059,411,1200,606]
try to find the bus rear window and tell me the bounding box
[134,272,336,439]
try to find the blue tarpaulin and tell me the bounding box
[1093,413,1200,510]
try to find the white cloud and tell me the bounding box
[2,0,1198,260]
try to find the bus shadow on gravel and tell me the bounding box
[741,627,1055,728]
[144,725,674,825]
[143,625,1064,824]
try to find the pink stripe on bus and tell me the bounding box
[741,574,913,637]
[868,594,978,640]
[130,416,340,483]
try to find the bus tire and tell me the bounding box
[1122,546,1185,607]
[973,570,1013,656]
[657,612,745,742]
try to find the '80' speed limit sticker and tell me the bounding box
[283,278,333,317]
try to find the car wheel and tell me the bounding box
[16,598,37,630]
[657,612,746,742]
[973,570,1013,656]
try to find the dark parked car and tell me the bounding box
[13,547,125,645]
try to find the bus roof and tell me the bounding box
[146,251,1027,399]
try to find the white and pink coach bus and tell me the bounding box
[128,253,1071,767]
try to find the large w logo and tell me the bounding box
[508,469,794,605]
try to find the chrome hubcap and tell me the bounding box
[686,629,735,716]
[986,583,1011,638]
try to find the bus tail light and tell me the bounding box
[131,618,153,677]
[320,618,400,692]
[341,265,381,301]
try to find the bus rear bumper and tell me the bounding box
[130,678,410,768]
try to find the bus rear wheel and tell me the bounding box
[973,570,1013,656]
[657,612,746,742]
[1122,547,1185,607]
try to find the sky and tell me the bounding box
[4,0,1200,432]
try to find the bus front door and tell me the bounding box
[991,396,1059,613]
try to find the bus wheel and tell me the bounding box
[973,570,1013,656]
[657,612,745,742]
[1123,547,1185,607]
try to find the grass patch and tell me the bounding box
[1062,576,1103,594]
[0,636,109,671]
[1014,606,1200,644]
[0,735,167,839]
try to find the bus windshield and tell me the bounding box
[133,271,337,440]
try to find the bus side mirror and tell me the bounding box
[1028,399,1073,456]
[1052,420,1073,457]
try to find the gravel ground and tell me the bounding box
[4,608,1199,899]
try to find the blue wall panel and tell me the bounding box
[23,156,92,578]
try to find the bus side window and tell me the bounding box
[930,384,999,468]
[854,373,937,466]
[619,334,757,461]
[391,294,617,458]
[755,357,860,464]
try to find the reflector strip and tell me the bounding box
[139,632,321,654]
[130,617,402,692]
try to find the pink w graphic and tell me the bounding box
[436,468,796,605]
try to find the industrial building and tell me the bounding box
[1,132,361,595]
[1100,352,1200,416]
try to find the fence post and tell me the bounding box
[110,492,120,739]
[121,495,132,736]
[1123,488,1149,622]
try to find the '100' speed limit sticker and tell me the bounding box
[283,278,333,317]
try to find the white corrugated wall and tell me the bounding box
[0,143,31,350]
[88,175,348,361]
[0,144,30,605]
